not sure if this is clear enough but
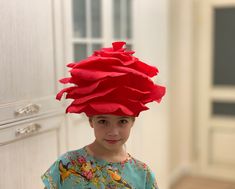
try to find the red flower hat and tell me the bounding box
[56,41,166,117]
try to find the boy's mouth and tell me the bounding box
[104,139,120,144]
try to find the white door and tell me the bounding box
[196,0,235,181]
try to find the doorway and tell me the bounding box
[195,0,235,181]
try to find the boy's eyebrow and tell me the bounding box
[96,116,107,119]
[95,116,131,119]
[119,116,131,119]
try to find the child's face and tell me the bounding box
[89,114,135,152]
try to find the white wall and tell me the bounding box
[169,0,194,184]
[133,0,170,189]
[132,0,196,188]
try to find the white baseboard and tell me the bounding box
[169,165,191,187]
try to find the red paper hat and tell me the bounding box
[56,41,166,117]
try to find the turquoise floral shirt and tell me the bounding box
[42,147,159,189]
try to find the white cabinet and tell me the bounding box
[0,0,63,125]
[0,115,64,189]
[0,0,66,188]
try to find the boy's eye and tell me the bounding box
[119,119,128,124]
[97,120,107,124]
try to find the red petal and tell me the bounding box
[56,87,77,100]
[70,68,127,81]
[112,41,126,51]
[59,77,71,84]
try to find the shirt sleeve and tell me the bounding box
[145,167,159,189]
[41,160,61,189]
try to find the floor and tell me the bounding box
[171,176,235,189]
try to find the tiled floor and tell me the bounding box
[171,176,235,189]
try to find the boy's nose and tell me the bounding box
[107,126,119,136]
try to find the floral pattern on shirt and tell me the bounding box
[42,147,159,189]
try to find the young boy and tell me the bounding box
[42,41,166,189]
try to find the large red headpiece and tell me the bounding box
[56,41,166,117]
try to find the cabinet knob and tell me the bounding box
[14,103,41,117]
[15,123,41,137]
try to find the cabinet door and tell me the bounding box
[0,116,65,189]
[0,0,63,125]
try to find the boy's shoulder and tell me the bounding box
[57,147,86,162]
[128,155,152,172]
[129,156,159,188]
